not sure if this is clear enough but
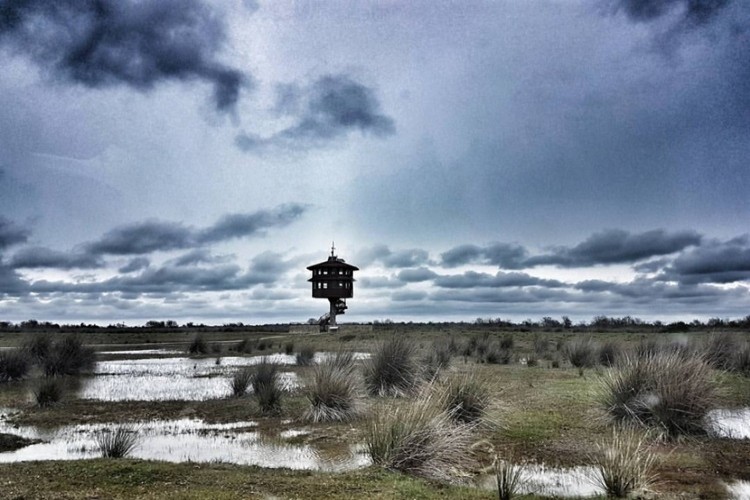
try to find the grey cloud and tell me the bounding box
[528,229,701,267]
[434,271,564,289]
[0,262,28,296]
[358,276,406,289]
[168,250,230,268]
[440,243,529,269]
[440,245,483,268]
[86,204,306,256]
[656,236,750,284]
[242,251,296,285]
[118,257,150,273]
[357,245,430,268]
[391,290,428,301]
[0,217,29,250]
[397,267,438,283]
[614,0,729,24]
[0,0,248,111]
[10,246,103,269]
[236,74,394,151]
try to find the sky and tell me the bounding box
[1,0,749,325]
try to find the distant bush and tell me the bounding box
[441,374,489,424]
[533,334,550,355]
[421,339,452,380]
[42,335,95,377]
[234,338,253,354]
[229,366,254,397]
[34,378,63,407]
[499,334,514,350]
[484,344,512,365]
[704,333,742,370]
[187,335,208,355]
[363,336,418,397]
[95,426,139,458]
[252,359,282,415]
[295,345,316,366]
[599,352,718,437]
[284,342,294,355]
[22,334,52,361]
[565,338,597,368]
[365,390,477,481]
[599,341,622,367]
[591,428,658,498]
[0,349,31,381]
[732,342,750,376]
[210,343,222,354]
[305,359,361,422]
[526,354,538,367]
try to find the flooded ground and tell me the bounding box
[479,464,603,498]
[726,480,750,500]
[0,416,370,471]
[706,408,750,439]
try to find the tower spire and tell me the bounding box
[331,241,336,257]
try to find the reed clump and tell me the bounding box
[363,336,418,397]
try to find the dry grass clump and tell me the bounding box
[484,344,512,365]
[704,333,742,370]
[421,339,452,380]
[252,359,282,415]
[295,345,316,366]
[0,348,31,381]
[228,366,254,397]
[590,427,658,498]
[495,455,525,500]
[732,342,750,376]
[599,341,622,367]
[364,389,477,481]
[95,426,139,458]
[304,356,361,422]
[363,336,418,397]
[33,378,64,407]
[599,352,718,437]
[22,334,52,361]
[42,335,95,377]
[441,373,490,424]
[187,334,208,355]
[565,337,598,368]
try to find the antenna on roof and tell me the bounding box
[331,241,336,257]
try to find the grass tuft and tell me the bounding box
[284,342,295,355]
[296,345,316,366]
[590,427,658,498]
[33,378,64,407]
[304,359,361,422]
[42,335,95,377]
[252,359,282,415]
[441,373,490,424]
[187,335,208,355]
[495,455,525,500]
[22,334,52,361]
[95,426,139,458]
[421,339,452,380]
[565,337,597,368]
[363,336,418,397]
[599,341,622,367]
[228,366,254,397]
[0,348,31,381]
[704,333,742,370]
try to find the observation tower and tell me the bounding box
[307,244,358,330]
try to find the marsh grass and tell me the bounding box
[234,338,253,354]
[42,335,95,377]
[598,341,622,367]
[422,339,452,380]
[22,334,52,361]
[441,373,490,424]
[229,366,254,397]
[599,352,718,437]
[364,388,477,481]
[484,344,512,365]
[732,342,750,376]
[565,337,597,368]
[296,345,316,366]
[284,342,295,355]
[705,333,742,370]
[33,378,64,407]
[363,336,418,397]
[187,335,208,355]
[95,425,139,458]
[0,348,31,381]
[252,359,282,415]
[494,455,525,500]
[304,359,361,422]
[590,428,658,498]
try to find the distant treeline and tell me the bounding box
[1,315,749,333]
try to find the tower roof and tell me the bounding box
[306,255,359,271]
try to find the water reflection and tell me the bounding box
[480,464,603,498]
[0,417,370,471]
[706,408,750,439]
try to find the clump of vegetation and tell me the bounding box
[33,378,64,407]
[284,342,295,355]
[525,354,538,367]
[187,334,208,355]
[533,334,550,356]
[22,334,52,362]
[634,338,661,359]
[421,339,452,380]
[495,455,525,500]
[441,374,490,424]
[210,343,222,354]
[42,335,95,377]
[599,352,718,437]
[732,342,750,376]
[471,333,491,359]
[296,345,316,366]
[564,337,597,368]
[484,344,512,365]
[257,339,270,351]
[252,359,282,415]
[234,338,253,354]
[599,341,622,367]
[499,334,514,350]
[228,366,254,398]
[0,348,31,381]
[704,333,742,370]
[590,428,658,498]
[363,336,418,397]
[364,390,477,481]
[95,426,139,458]
[304,358,361,422]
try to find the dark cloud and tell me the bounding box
[168,250,229,268]
[358,275,406,289]
[86,204,306,256]
[397,267,438,283]
[242,251,296,285]
[656,236,750,284]
[10,246,103,269]
[433,271,564,289]
[0,262,28,296]
[440,243,528,269]
[236,74,394,151]
[118,257,150,273]
[0,217,29,250]
[0,0,248,111]
[614,0,729,25]
[528,229,701,267]
[357,245,430,269]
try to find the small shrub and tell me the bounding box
[473,333,491,359]
[296,345,316,366]
[210,343,222,354]
[599,352,718,437]
[422,340,452,380]
[365,390,477,481]
[284,342,294,355]
[363,336,418,397]
[499,334,514,350]
[0,349,31,381]
[257,340,269,351]
[304,361,360,422]
[599,341,622,367]
[485,344,512,365]
[565,337,597,368]
[525,354,538,367]
[187,335,208,355]
[229,366,254,397]
[34,378,63,407]
[252,359,282,415]
[590,428,658,498]
[551,358,561,369]
[95,426,139,458]
[704,333,742,370]
[22,334,52,361]
[442,374,489,424]
[732,342,750,376]
[634,339,661,359]
[234,338,253,354]
[43,335,95,377]
[533,334,549,355]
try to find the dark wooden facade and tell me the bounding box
[307,256,358,299]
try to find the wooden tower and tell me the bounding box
[307,244,358,330]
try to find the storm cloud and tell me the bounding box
[0,0,247,111]
[655,236,750,284]
[433,271,565,289]
[236,74,394,151]
[10,246,103,270]
[613,0,729,24]
[0,217,29,250]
